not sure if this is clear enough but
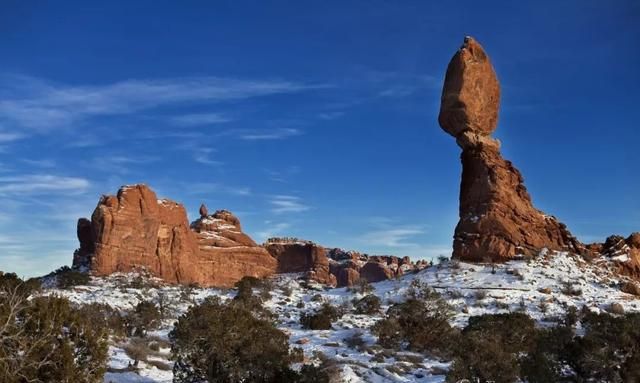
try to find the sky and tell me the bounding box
[0,1,638,277]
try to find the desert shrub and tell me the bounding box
[127,300,161,337]
[344,331,366,351]
[0,272,41,296]
[561,280,582,296]
[373,281,456,357]
[53,266,90,289]
[473,289,488,300]
[354,294,381,315]
[234,276,269,310]
[446,332,520,383]
[170,296,324,383]
[0,291,108,383]
[446,313,538,383]
[300,302,342,330]
[564,311,640,382]
[77,302,127,337]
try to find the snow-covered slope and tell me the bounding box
[42,252,640,383]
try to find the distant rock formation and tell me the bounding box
[439,37,583,262]
[264,238,337,286]
[72,184,276,287]
[264,238,425,287]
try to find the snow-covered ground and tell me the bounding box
[42,252,640,383]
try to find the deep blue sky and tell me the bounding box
[0,1,638,277]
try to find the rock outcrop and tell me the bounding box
[264,239,337,286]
[439,37,583,262]
[264,239,425,287]
[594,233,640,278]
[72,184,276,287]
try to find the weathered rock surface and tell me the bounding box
[439,37,583,262]
[595,233,640,278]
[72,184,276,287]
[264,239,336,286]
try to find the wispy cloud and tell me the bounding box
[269,195,310,214]
[0,174,90,195]
[0,132,25,142]
[0,75,324,131]
[192,148,223,166]
[169,112,232,126]
[187,182,251,197]
[359,225,425,247]
[237,128,302,140]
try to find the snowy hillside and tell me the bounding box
[41,252,640,383]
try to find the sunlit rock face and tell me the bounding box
[72,184,276,287]
[439,37,583,262]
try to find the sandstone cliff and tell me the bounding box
[72,185,276,287]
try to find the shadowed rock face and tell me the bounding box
[439,37,583,261]
[72,184,276,287]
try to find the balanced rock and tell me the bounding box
[439,37,583,262]
[199,203,208,218]
[72,184,276,287]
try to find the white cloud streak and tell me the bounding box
[269,195,310,214]
[0,175,90,195]
[169,113,232,126]
[0,75,323,131]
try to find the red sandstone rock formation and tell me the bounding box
[72,184,276,287]
[264,239,423,287]
[439,37,583,262]
[594,233,640,278]
[264,239,336,286]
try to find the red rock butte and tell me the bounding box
[73,184,276,287]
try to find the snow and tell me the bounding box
[40,251,639,383]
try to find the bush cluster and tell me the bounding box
[354,294,381,315]
[446,310,640,382]
[170,296,328,383]
[372,280,457,357]
[300,302,342,330]
[53,266,90,289]
[0,275,108,383]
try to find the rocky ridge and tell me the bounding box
[264,238,426,287]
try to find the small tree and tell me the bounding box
[300,303,342,330]
[128,301,161,337]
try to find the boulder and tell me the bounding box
[438,37,583,262]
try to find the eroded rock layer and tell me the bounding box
[439,37,582,261]
[72,185,276,287]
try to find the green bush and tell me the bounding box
[354,294,381,315]
[54,266,90,289]
[0,290,108,383]
[300,302,342,330]
[170,296,325,383]
[127,300,161,337]
[373,280,456,357]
